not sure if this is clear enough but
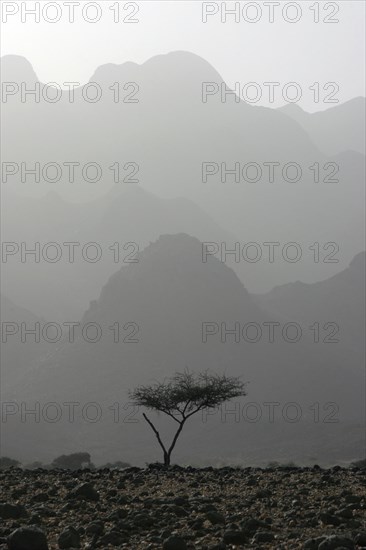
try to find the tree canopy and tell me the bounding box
[130,370,247,466]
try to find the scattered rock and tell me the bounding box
[173,497,187,506]
[57,526,81,549]
[31,493,49,503]
[319,512,341,526]
[355,533,366,545]
[99,531,124,546]
[162,536,187,550]
[85,521,104,536]
[0,466,365,550]
[252,530,275,543]
[8,525,49,550]
[304,536,326,549]
[70,483,99,502]
[335,507,353,519]
[206,511,225,525]
[223,530,247,544]
[318,535,354,550]
[0,504,27,519]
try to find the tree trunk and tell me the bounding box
[165,419,185,466]
[142,412,185,468]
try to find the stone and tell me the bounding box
[8,526,49,550]
[304,536,326,549]
[318,535,354,550]
[31,493,49,503]
[319,512,340,526]
[345,495,362,504]
[57,526,81,549]
[223,530,247,544]
[173,497,188,506]
[336,507,353,519]
[240,517,267,534]
[355,533,366,546]
[252,531,275,543]
[162,536,188,550]
[100,531,124,546]
[0,504,27,519]
[71,483,99,502]
[255,489,271,498]
[85,521,104,536]
[206,511,225,525]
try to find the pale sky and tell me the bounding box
[1,0,365,111]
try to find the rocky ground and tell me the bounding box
[0,465,365,550]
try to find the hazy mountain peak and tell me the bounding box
[143,50,220,71]
[89,50,224,94]
[280,96,366,155]
[90,60,140,82]
[0,54,39,82]
[95,232,253,312]
[41,190,65,204]
[1,293,45,322]
[349,250,365,271]
[106,183,155,199]
[116,232,212,269]
[129,232,224,265]
[280,103,305,115]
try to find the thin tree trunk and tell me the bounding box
[143,413,186,467]
[142,413,168,464]
[166,419,185,465]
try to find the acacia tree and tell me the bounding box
[129,371,247,466]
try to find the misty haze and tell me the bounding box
[0,2,365,549]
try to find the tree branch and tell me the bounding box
[167,419,186,457]
[161,410,181,423]
[142,413,167,456]
[130,370,247,466]
[182,399,191,415]
[185,405,204,419]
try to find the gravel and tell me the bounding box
[0,465,365,549]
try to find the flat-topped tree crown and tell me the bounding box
[129,371,247,466]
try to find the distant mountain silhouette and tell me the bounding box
[1,52,364,297]
[280,97,366,156]
[0,294,51,391]
[3,235,363,465]
[254,251,365,356]
[1,51,364,465]
[0,54,38,82]
[2,185,234,320]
